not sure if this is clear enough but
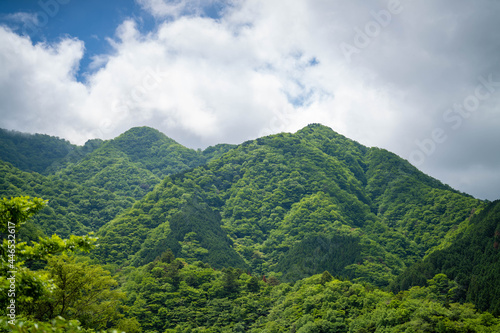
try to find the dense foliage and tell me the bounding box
[0,160,134,237]
[3,199,498,332]
[118,250,500,332]
[54,127,235,200]
[0,129,77,175]
[0,197,133,332]
[0,127,235,237]
[1,124,498,331]
[95,124,481,287]
[392,200,500,315]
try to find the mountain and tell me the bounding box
[0,128,83,174]
[392,199,500,315]
[2,123,498,331]
[54,127,235,199]
[94,124,482,285]
[0,126,235,238]
[0,159,133,238]
[0,124,486,283]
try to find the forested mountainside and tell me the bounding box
[54,127,235,199]
[118,249,500,332]
[392,199,500,315]
[1,124,498,332]
[3,197,499,332]
[0,159,133,237]
[95,124,483,286]
[0,127,235,237]
[0,128,87,175]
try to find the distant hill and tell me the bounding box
[0,128,79,174]
[54,126,235,199]
[0,126,235,237]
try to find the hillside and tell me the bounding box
[4,201,500,332]
[392,199,500,315]
[0,128,82,174]
[95,124,482,285]
[0,159,134,238]
[0,126,235,237]
[116,250,500,332]
[1,124,498,332]
[54,127,235,199]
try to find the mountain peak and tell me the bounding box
[295,123,339,136]
[302,122,335,131]
[113,126,178,146]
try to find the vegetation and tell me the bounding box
[2,199,498,332]
[94,124,481,287]
[0,124,498,331]
[0,129,78,175]
[392,200,500,315]
[0,127,235,238]
[0,197,133,332]
[54,127,235,200]
[0,159,134,237]
[96,250,500,332]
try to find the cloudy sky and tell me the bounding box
[0,0,499,200]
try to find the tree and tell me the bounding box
[320,271,333,285]
[180,232,209,261]
[245,275,261,292]
[0,196,128,331]
[0,196,45,234]
[1,197,97,315]
[35,254,126,329]
[221,267,241,296]
[427,273,458,305]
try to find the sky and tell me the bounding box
[0,0,499,201]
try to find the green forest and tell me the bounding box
[1,124,499,332]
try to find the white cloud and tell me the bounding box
[136,0,190,18]
[2,12,39,28]
[0,27,89,141]
[136,0,229,19]
[0,0,500,199]
[1,1,413,148]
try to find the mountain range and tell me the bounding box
[1,124,499,330]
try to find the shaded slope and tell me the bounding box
[0,128,77,174]
[96,177,246,269]
[0,160,133,237]
[392,200,500,315]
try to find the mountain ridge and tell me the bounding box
[2,122,498,324]
[0,126,236,237]
[88,123,482,286]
